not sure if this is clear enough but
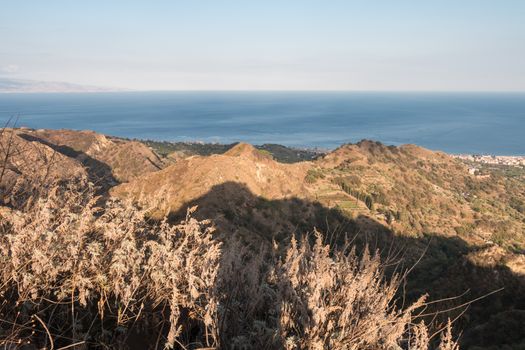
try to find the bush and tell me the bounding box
[305,168,325,184]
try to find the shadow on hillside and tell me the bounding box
[162,181,525,350]
[18,133,118,189]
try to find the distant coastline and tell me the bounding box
[0,77,124,93]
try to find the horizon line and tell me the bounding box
[2,89,525,94]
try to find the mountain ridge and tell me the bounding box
[1,127,524,348]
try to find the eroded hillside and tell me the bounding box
[19,128,166,183]
[113,143,311,213]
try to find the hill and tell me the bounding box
[12,128,166,184]
[0,128,87,207]
[112,136,525,349]
[1,128,524,349]
[313,140,525,250]
[142,139,323,163]
[0,77,119,93]
[112,143,319,242]
[114,137,525,269]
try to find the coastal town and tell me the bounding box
[453,154,525,167]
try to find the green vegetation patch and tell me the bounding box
[336,200,360,210]
[332,177,374,210]
[305,168,326,183]
[143,140,236,157]
[142,139,324,163]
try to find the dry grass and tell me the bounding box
[0,179,221,349]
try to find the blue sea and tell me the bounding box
[0,91,524,155]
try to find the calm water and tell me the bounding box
[0,91,524,155]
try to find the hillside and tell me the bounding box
[112,136,525,349]
[1,129,524,349]
[313,140,525,251]
[0,127,168,208]
[117,138,525,256]
[0,128,87,207]
[112,143,323,243]
[24,129,166,182]
[114,143,308,209]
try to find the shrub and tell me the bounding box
[272,232,458,350]
[305,168,325,184]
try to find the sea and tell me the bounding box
[0,91,524,155]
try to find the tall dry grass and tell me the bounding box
[1,180,222,349]
[0,125,459,349]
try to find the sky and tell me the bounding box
[1,0,524,91]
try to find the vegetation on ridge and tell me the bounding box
[142,139,323,163]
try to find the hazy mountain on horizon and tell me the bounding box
[0,77,123,93]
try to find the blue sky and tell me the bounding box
[1,0,524,91]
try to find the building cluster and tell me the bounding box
[453,154,525,167]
